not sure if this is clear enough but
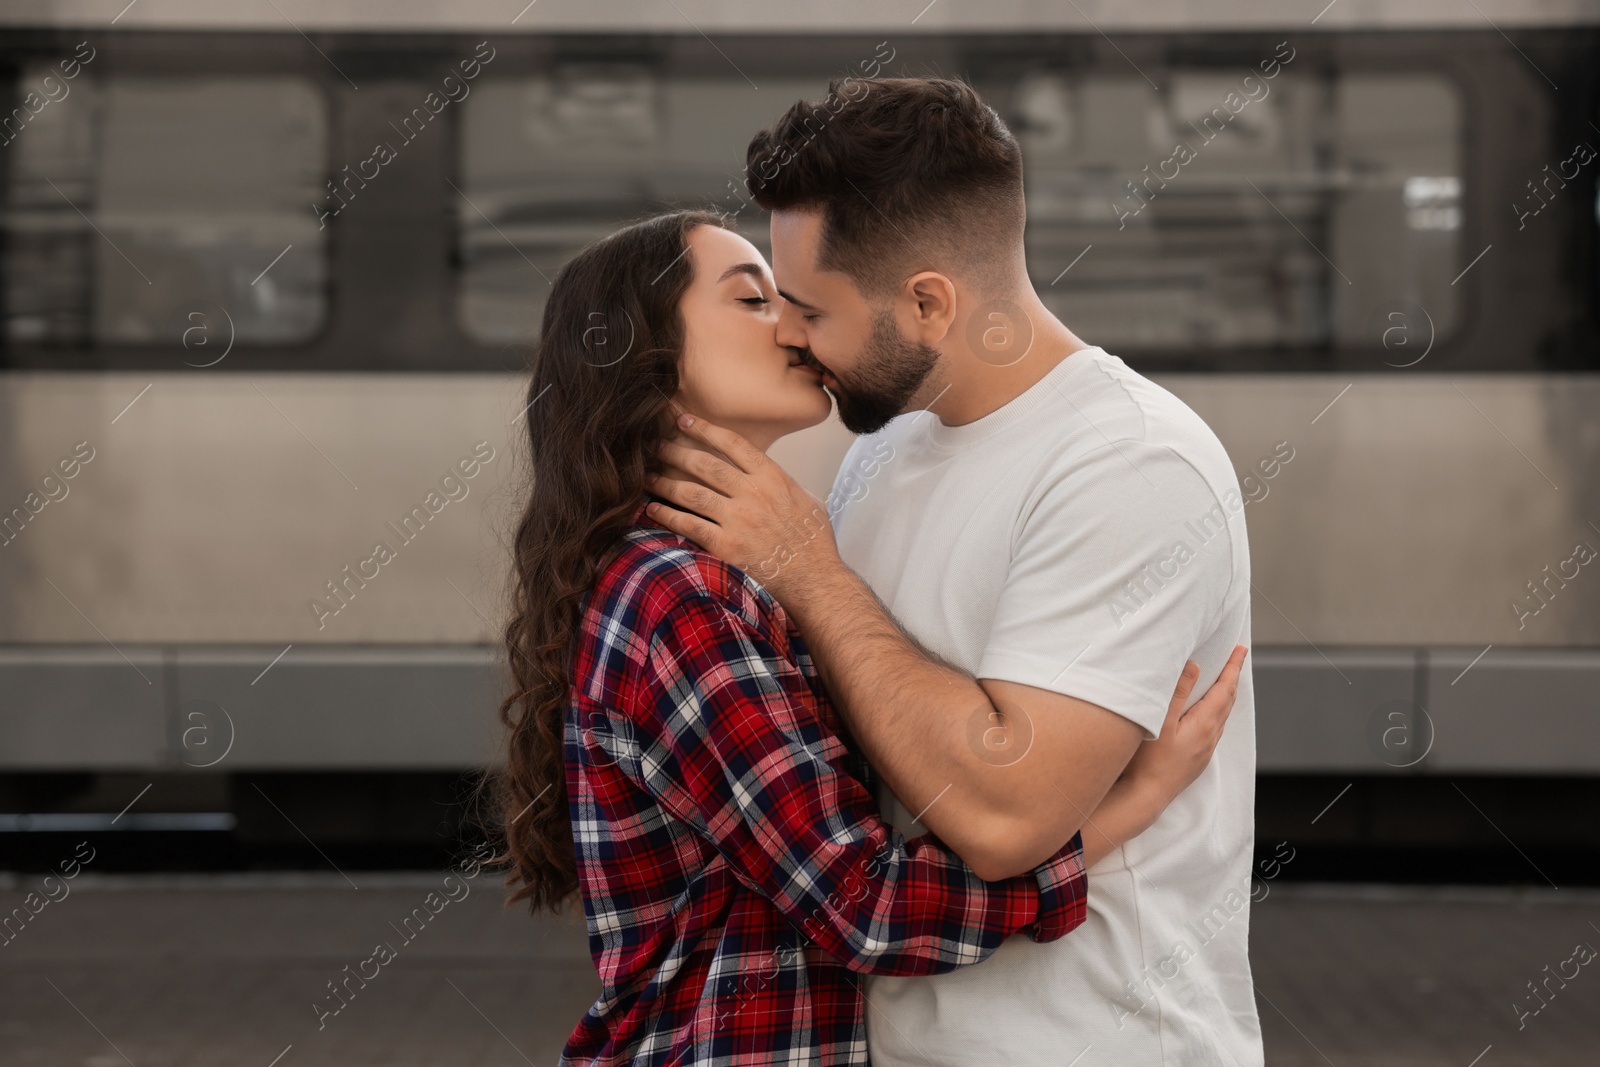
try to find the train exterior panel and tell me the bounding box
[1,5,1596,775]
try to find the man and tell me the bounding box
[648,76,1263,1066]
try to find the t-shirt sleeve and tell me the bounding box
[977,440,1238,739]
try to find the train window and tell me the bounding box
[457,67,814,344]
[3,71,327,347]
[457,56,1467,360]
[1011,69,1463,355]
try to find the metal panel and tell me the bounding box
[172,646,504,770]
[6,373,1599,648]
[1,644,1595,773]
[2,0,1595,31]
[0,374,524,645]
[1253,647,1417,772]
[0,645,167,768]
[1157,373,1600,647]
[1425,648,1600,772]
[0,373,851,645]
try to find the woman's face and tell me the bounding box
[674,225,833,450]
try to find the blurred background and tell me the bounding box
[1,1,1597,1064]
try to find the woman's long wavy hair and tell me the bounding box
[483,209,731,914]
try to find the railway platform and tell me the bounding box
[2,874,1597,1066]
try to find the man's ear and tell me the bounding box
[899,271,958,343]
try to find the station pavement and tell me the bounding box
[2,873,1597,1066]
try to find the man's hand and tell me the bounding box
[646,414,839,599]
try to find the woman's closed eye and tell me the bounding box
[737,296,770,306]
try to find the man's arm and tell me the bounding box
[646,415,1234,881]
[746,543,1143,882]
[618,587,1090,971]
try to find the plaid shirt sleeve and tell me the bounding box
[617,587,1088,975]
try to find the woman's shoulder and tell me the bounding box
[579,522,833,725]
[591,522,783,639]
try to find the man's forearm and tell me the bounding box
[779,557,1035,876]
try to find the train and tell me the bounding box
[1,0,1597,874]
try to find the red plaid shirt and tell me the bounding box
[557,509,1089,1066]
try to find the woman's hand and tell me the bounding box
[1075,644,1247,868]
[1123,643,1247,804]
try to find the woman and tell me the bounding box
[487,209,1244,1066]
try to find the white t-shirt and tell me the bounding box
[829,345,1263,1067]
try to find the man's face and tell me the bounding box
[769,209,939,435]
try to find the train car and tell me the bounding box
[1,0,1597,875]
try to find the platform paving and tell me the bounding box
[2,873,1597,1066]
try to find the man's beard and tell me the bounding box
[808,310,940,435]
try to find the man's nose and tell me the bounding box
[775,302,807,349]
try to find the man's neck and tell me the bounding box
[926,297,1089,428]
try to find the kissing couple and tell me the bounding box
[487,75,1263,1067]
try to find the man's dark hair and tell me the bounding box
[746,76,1026,300]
